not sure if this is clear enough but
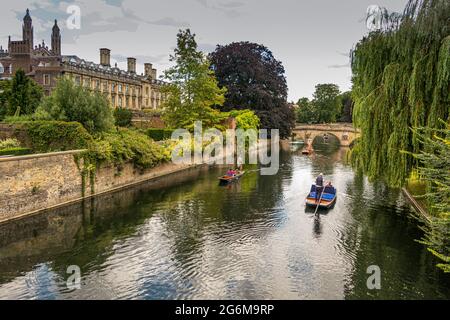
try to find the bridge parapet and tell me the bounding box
[293,123,360,147]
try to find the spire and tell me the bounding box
[51,19,61,56]
[52,19,60,31]
[22,9,33,52]
[24,9,31,23]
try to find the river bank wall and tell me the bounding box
[0,150,203,224]
[0,139,272,224]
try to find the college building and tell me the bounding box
[0,9,166,110]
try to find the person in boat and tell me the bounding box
[227,168,236,177]
[315,173,324,202]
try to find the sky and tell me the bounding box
[0,0,408,101]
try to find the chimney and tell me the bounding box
[144,63,153,77]
[127,57,136,74]
[151,68,157,80]
[100,48,111,67]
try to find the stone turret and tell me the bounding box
[22,9,33,52]
[51,20,61,56]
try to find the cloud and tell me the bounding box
[328,63,350,69]
[198,43,217,53]
[149,17,190,28]
[111,53,167,64]
[195,0,244,18]
[219,1,244,8]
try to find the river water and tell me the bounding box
[0,142,449,300]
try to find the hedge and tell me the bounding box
[0,147,31,156]
[18,121,93,153]
[146,128,175,141]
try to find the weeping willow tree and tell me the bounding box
[413,123,450,272]
[351,0,450,187]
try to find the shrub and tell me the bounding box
[0,147,31,156]
[20,121,93,153]
[0,138,21,149]
[114,107,133,127]
[146,128,175,141]
[35,78,114,133]
[88,128,169,169]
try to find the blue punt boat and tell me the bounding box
[305,184,337,209]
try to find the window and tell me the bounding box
[146,87,149,95]
[118,97,122,107]
[43,74,50,86]
[84,77,90,87]
[0,63,4,74]
[118,84,122,92]
[112,83,116,92]
[75,76,81,85]
[103,81,108,92]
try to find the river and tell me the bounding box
[0,141,449,300]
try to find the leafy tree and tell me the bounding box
[296,97,317,123]
[162,29,226,130]
[0,80,10,121]
[114,107,133,127]
[228,109,260,130]
[311,84,341,123]
[35,77,114,133]
[412,124,450,272]
[1,70,43,117]
[210,42,295,139]
[351,0,449,186]
[338,91,353,123]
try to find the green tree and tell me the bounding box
[0,80,10,121]
[351,0,449,186]
[412,124,450,272]
[338,91,353,123]
[162,29,226,129]
[114,107,133,127]
[35,77,114,133]
[311,84,341,123]
[2,69,43,116]
[296,97,317,123]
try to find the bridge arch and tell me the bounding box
[292,123,360,147]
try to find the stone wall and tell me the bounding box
[0,150,199,223]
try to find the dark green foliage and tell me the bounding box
[21,121,93,153]
[146,128,175,141]
[0,70,43,117]
[0,81,9,121]
[351,0,450,187]
[296,97,318,124]
[0,147,31,156]
[296,86,349,124]
[311,84,342,123]
[210,42,294,138]
[412,124,450,272]
[339,91,353,122]
[114,107,133,127]
[35,78,115,133]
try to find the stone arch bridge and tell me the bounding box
[292,123,360,147]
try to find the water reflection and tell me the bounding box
[0,144,449,300]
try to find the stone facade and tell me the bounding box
[0,9,166,110]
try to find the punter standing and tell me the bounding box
[315,173,324,203]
